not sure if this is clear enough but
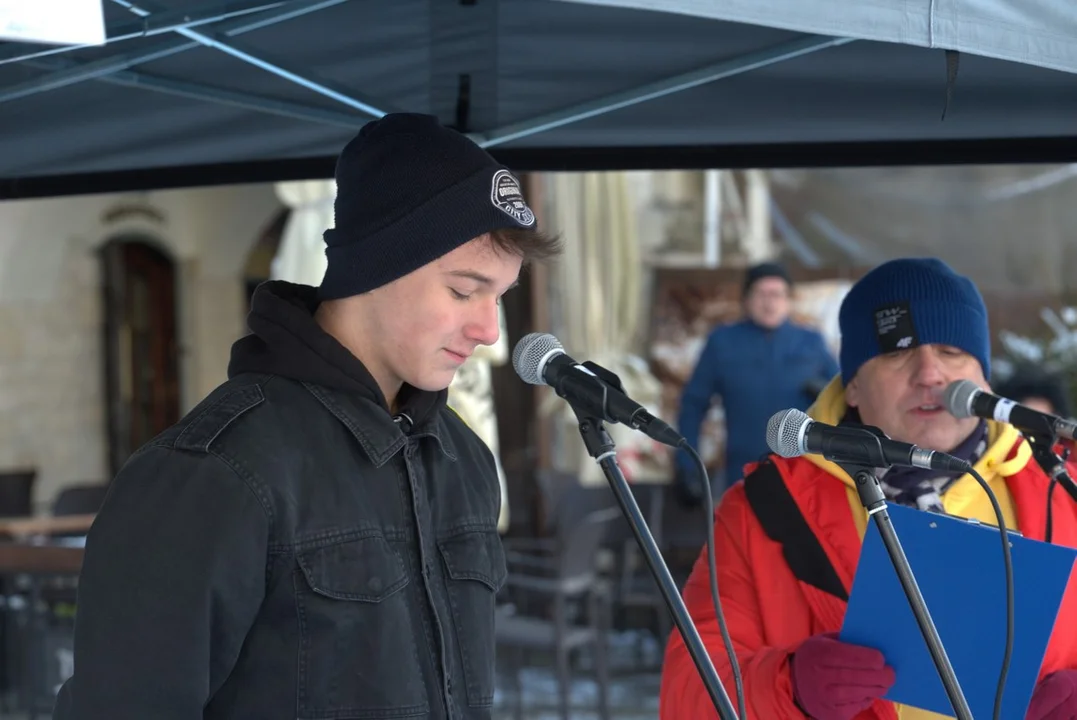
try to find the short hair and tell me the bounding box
[489,226,563,264]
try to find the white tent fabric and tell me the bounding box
[270,180,333,286]
[542,172,668,487]
[562,0,1077,75]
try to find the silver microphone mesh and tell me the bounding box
[943,379,980,419]
[512,332,564,386]
[766,408,811,458]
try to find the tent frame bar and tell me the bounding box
[111,0,391,118]
[0,0,350,105]
[0,0,286,67]
[0,0,852,146]
[474,35,854,149]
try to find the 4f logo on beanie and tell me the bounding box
[491,170,536,227]
[874,302,920,353]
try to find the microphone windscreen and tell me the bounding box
[767,408,811,458]
[943,379,980,419]
[512,332,563,386]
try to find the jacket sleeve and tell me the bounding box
[676,331,725,471]
[659,485,804,720]
[53,444,270,720]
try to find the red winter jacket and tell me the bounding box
[660,399,1077,720]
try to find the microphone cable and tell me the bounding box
[966,466,1014,720]
[683,442,747,720]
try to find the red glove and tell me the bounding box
[1027,670,1077,720]
[791,632,896,720]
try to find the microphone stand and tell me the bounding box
[569,401,739,720]
[1023,432,1077,544]
[837,458,973,720]
[1024,432,1077,504]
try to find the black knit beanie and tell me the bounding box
[318,113,537,300]
[742,262,792,297]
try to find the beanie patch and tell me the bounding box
[838,257,991,384]
[874,301,920,353]
[317,113,539,301]
[491,170,535,227]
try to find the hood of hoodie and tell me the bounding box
[227,280,446,428]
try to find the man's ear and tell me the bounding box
[845,377,860,408]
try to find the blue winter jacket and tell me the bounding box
[676,319,839,485]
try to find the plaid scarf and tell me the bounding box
[841,409,989,514]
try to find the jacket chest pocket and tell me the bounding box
[437,528,508,708]
[295,535,429,719]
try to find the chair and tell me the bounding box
[0,469,34,710]
[609,485,674,668]
[7,482,106,716]
[0,470,36,518]
[51,483,108,518]
[497,483,620,720]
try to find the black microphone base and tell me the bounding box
[840,462,973,720]
[573,409,739,720]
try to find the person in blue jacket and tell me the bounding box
[675,262,839,504]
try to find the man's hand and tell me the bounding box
[791,632,896,720]
[1027,670,1077,720]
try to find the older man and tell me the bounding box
[660,258,1077,720]
[675,262,838,503]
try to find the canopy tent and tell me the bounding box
[567,0,1077,76]
[1,0,1076,198]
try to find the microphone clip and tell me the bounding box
[550,360,623,421]
[580,360,626,394]
[835,458,888,514]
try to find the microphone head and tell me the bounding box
[943,379,981,419]
[766,408,811,458]
[512,332,564,386]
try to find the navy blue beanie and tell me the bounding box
[318,113,537,300]
[838,258,990,385]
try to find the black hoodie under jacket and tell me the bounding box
[54,281,507,720]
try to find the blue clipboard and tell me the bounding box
[840,503,1077,718]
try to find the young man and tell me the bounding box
[675,262,839,503]
[660,259,1077,720]
[53,114,560,720]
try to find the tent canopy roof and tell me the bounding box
[2,0,1076,197]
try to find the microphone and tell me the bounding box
[944,379,1077,441]
[766,408,971,472]
[512,332,685,448]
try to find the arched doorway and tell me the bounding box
[100,237,180,476]
[243,207,289,309]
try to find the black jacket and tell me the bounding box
[53,281,507,720]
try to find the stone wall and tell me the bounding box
[0,184,281,509]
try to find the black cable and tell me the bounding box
[1046,478,1058,544]
[684,444,746,720]
[967,466,1014,720]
